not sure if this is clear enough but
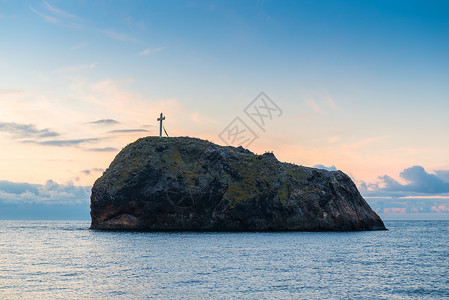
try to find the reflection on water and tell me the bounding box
[0,220,448,299]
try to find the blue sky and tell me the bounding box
[1,0,448,219]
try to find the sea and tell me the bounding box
[0,220,448,299]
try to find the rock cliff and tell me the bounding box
[90,137,386,231]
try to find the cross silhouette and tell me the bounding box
[157,112,165,138]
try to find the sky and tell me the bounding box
[1,0,448,219]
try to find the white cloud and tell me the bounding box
[306,99,327,114]
[29,5,59,24]
[323,95,338,110]
[339,136,386,151]
[0,180,90,205]
[97,29,138,42]
[190,112,203,124]
[71,42,88,50]
[54,62,98,73]
[0,89,27,100]
[328,136,341,143]
[138,47,166,56]
[43,0,76,19]
[303,91,339,115]
[29,2,137,42]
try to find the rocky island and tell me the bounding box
[90,137,386,231]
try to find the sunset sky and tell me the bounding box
[1,0,448,219]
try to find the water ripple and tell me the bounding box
[0,220,448,299]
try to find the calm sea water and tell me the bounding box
[0,220,448,299]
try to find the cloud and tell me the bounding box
[434,170,449,183]
[54,62,98,73]
[0,88,25,96]
[340,136,386,151]
[313,164,337,171]
[0,181,39,195]
[190,112,204,124]
[306,99,327,114]
[303,92,339,115]
[323,95,338,110]
[107,129,149,134]
[380,166,449,194]
[29,5,59,24]
[358,166,449,219]
[88,119,120,126]
[65,77,192,139]
[138,47,165,56]
[42,0,76,19]
[328,136,341,143]
[87,147,118,152]
[96,29,137,42]
[29,1,137,42]
[357,166,449,217]
[81,168,105,175]
[24,138,100,147]
[71,42,88,50]
[360,165,449,198]
[364,195,449,216]
[0,122,60,138]
[0,180,90,205]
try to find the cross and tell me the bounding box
[157,112,165,138]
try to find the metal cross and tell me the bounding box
[157,112,165,138]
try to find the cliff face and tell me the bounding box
[90,137,386,231]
